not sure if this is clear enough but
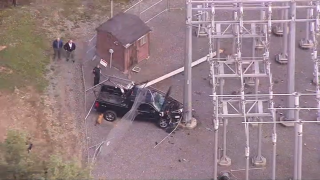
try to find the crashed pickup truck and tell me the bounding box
[94,83,184,129]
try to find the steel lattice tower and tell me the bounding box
[183,1,320,180]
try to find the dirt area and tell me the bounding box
[0,0,129,163]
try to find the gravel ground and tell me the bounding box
[80,0,320,179]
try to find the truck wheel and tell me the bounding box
[103,111,117,122]
[158,118,169,128]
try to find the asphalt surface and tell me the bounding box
[81,0,320,179]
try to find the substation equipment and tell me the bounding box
[184,0,320,180]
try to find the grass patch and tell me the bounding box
[59,0,82,21]
[0,8,49,92]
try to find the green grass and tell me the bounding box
[0,8,50,92]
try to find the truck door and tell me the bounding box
[137,103,157,120]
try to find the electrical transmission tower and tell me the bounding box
[184,0,320,180]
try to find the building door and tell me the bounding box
[129,45,138,67]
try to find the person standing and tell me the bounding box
[64,40,76,62]
[93,65,101,86]
[52,37,63,60]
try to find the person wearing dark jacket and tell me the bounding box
[52,38,63,60]
[93,65,101,86]
[64,40,76,62]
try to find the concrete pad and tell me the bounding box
[219,156,232,166]
[299,39,314,49]
[252,156,267,167]
[279,116,295,127]
[179,117,197,130]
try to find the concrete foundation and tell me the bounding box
[252,155,267,167]
[248,117,259,127]
[255,40,265,49]
[299,39,314,49]
[272,25,284,36]
[196,27,208,37]
[180,117,197,129]
[244,77,256,87]
[219,156,232,166]
[275,53,288,64]
[279,115,295,127]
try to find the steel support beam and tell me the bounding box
[184,0,193,124]
[192,5,313,11]
[192,6,312,11]
[282,1,296,126]
[293,93,302,180]
[189,0,309,3]
[190,19,316,24]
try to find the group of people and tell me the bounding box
[52,38,76,62]
[53,37,101,86]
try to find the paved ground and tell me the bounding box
[81,1,320,179]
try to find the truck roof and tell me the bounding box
[97,92,126,105]
[96,85,128,107]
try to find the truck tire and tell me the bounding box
[158,118,169,129]
[103,111,117,122]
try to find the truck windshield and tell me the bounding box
[152,92,165,111]
[133,87,165,111]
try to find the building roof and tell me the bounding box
[96,12,151,46]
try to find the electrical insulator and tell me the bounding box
[294,94,300,107]
[214,119,219,130]
[268,5,272,14]
[269,91,273,100]
[272,133,277,143]
[245,146,250,157]
[297,123,303,136]
[265,51,270,58]
[233,11,238,20]
[313,51,318,60]
[237,51,241,59]
[268,18,272,34]
[213,92,217,101]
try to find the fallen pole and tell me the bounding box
[142,49,224,87]
[81,65,90,164]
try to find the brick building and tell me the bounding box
[96,12,151,73]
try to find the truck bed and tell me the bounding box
[97,91,126,105]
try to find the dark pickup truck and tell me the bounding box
[94,84,184,129]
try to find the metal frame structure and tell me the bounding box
[185,1,320,180]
